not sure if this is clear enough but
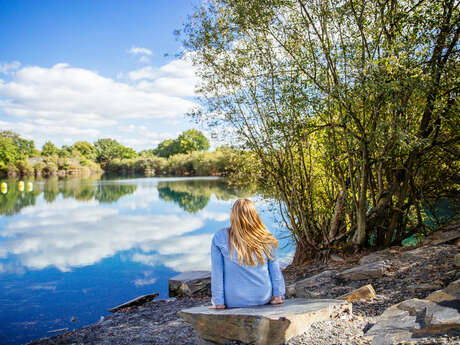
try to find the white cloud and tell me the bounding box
[0,63,195,120]
[128,46,152,56]
[139,56,150,63]
[0,61,199,148]
[133,277,157,287]
[128,53,198,97]
[0,61,21,74]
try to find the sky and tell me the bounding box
[0,0,208,151]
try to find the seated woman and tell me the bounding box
[211,198,285,309]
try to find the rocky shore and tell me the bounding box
[27,224,460,345]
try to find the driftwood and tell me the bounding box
[108,292,159,313]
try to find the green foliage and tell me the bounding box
[0,131,35,159]
[72,141,96,159]
[15,160,34,176]
[0,129,234,179]
[154,129,210,158]
[182,0,460,260]
[177,129,210,154]
[153,139,180,158]
[42,141,59,157]
[0,137,19,168]
[94,138,138,165]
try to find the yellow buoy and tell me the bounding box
[18,181,25,192]
[0,182,7,194]
[27,182,33,192]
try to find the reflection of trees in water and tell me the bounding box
[0,176,137,214]
[94,184,137,203]
[157,179,252,213]
[0,179,41,216]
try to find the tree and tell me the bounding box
[154,130,210,158]
[72,141,96,159]
[94,138,138,165]
[0,137,19,168]
[177,129,210,154]
[42,141,59,156]
[0,131,36,159]
[154,139,180,158]
[182,0,460,262]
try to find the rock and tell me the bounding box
[285,284,296,298]
[367,284,460,345]
[337,261,389,280]
[431,229,460,245]
[338,284,376,302]
[359,252,391,265]
[408,283,443,292]
[366,307,417,345]
[47,328,69,334]
[330,254,345,263]
[295,270,337,297]
[168,271,211,297]
[179,298,352,345]
[455,253,460,267]
[108,292,159,312]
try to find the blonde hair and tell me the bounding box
[228,198,279,266]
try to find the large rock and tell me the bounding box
[168,271,211,297]
[367,279,460,344]
[359,251,392,265]
[338,284,376,302]
[423,223,460,245]
[295,270,337,298]
[337,261,389,280]
[179,298,352,345]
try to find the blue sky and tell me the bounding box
[0,0,208,151]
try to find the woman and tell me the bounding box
[211,198,285,309]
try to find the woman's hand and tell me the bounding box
[269,296,284,305]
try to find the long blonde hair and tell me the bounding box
[228,198,279,266]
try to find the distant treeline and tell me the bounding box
[0,129,242,178]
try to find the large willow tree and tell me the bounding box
[182,0,459,263]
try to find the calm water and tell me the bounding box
[0,176,293,345]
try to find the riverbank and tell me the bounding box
[26,224,460,345]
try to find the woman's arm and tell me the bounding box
[211,236,225,307]
[268,252,285,300]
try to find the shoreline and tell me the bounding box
[25,230,460,345]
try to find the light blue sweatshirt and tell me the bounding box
[211,227,285,308]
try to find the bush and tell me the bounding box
[43,162,58,176]
[33,161,46,176]
[5,162,19,177]
[16,160,34,176]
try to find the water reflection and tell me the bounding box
[157,179,247,213]
[0,176,138,215]
[0,177,292,345]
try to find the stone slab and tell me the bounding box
[338,261,388,280]
[179,298,352,345]
[168,270,211,297]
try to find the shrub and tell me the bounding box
[16,160,34,176]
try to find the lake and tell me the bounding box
[0,176,293,345]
